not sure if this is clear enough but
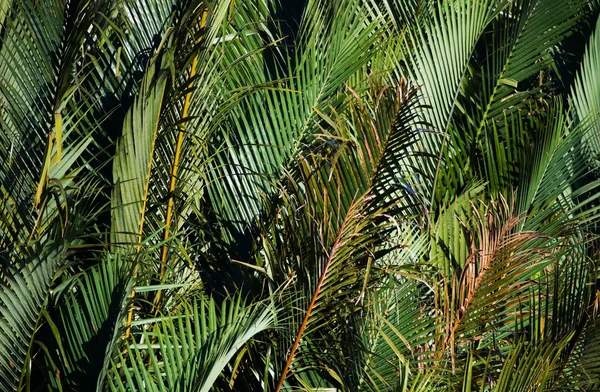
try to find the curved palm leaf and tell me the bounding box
[570,13,600,167]
[261,77,427,391]
[107,293,278,392]
[45,254,134,391]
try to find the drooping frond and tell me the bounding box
[45,254,134,391]
[201,0,389,234]
[107,293,278,392]
[0,244,68,391]
[0,0,111,247]
[400,0,507,202]
[258,77,428,391]
[111,54,169,249]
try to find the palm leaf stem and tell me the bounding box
[154,9,207,314]
[123,72,168,339]
[274,200,355,392]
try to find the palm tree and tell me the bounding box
[1,0,600,391]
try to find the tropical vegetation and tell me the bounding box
[2,0,600,390]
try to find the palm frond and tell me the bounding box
[110,53,169,249]
[399,0,507,203]
[260,77,426,391]
[0,0,112,246]
[201,0,388,233]
[0,176,102,391]
[107,293,278,392]
[551,316,600,390]
[570,13,600,168]
[45,254,134,391]
[436,0,586,201]
[357,279,440,391]
[0,244,68,391]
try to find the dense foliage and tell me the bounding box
[2,0,600,390]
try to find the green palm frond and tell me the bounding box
[551,316,600,390]
[107,293,278,392]
[437,0,587,201]
[468,0,585,128]
[259,77,427,390]
[403,0,503,134]
[0,0,111,245]
[570,13,600,168]
[429,182,487,275]
[45,254,134,391]
[0,0,10,28]
[110,0,235,250]
[493,337,571,392]
[201,0,388,233]
[111,53,169,249]
[517,103,600,232]
[2,0,600,391]
[0,243,68,391]
[0,176,103,391]
[357,279,440,391]
[399,0,507,202]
